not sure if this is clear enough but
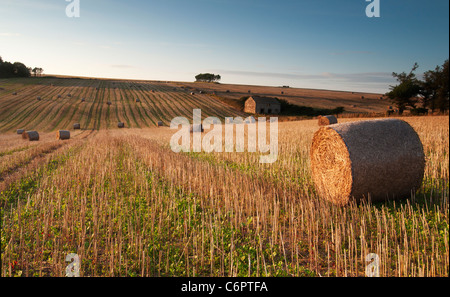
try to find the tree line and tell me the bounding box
[386,59,449,113]
[0,56,44,78]
[195,73,221,83]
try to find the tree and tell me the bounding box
[13,62,31,77]
[420,60,449,112]
[195,73,221,83]
[385,63,421,114]
[0,57,31,78]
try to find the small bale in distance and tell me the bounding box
[157,121,163,127]
[318,115,338,126]
[37,96,41,101]
[107,101,112,105]
[57,130,70,140]
[22,131,39,141]
[310,119,425,205]
[73,123,81,130]
[13,92,17,95]
[17,129,25,135]
[136,98,141,103]
[118,122,125,128]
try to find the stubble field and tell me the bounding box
[0,78,448,277]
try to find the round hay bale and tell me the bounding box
[73,123,81,130]
[360,96,365,99]
[310,119,425,205]
[13,92,17,95]
[68,94,72,97]
[157,121,163,127]
[136,98,141,102]
[107,101,112,105]
[190,124,204,133]
[17,129,25,135]
[22,131,39,141]
[37,96,41,101]
[118,122,125,128]
[57,95,62,99]
[81,98,85,102]
[318,115,338,126]
[190,92,195,95]
[57,130,70,140]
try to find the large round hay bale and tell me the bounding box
[118,122,125,128]
[310,119,425,205]
[318,115,338,126]
[22,131,39,141]
[73,123,81,130]
[17,129,25,135]
[57,130,70,140]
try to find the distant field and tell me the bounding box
[0,77,247,133]
[0,77,390,134]
[174,81,388,113]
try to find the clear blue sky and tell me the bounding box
[0,0,448,93]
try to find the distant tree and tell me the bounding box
[13,62,31,77]
[385,63,421,114]
[0,57,31,78]
[195,73,221,83]
[32,67,38,77]
[421,60,449,112]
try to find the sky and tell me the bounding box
[0,0,448,93]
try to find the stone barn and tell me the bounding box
[244,96,281,114]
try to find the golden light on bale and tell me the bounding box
[318,115,338,126]
[57,130,70,140]
[310,119,425,205]
[17,129,25,135]
[22,131,39,141]
[73,123,81,130]
[118,122,125,128]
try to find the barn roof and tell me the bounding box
[248,96,280,105]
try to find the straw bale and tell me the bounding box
[310,119,425,205]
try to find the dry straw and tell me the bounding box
[310,119,425,205]
[57,130,70,140]
[318,115,338,126]
[22,131,39,141]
